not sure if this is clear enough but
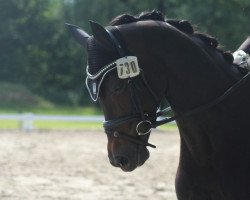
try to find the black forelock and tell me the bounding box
[110,10,165,26]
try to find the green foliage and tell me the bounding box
[170,0,250,50]
[0,0,249,106]
[0,82,52,107]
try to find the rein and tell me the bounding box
[154,70,250,126]
[86,26,250,149]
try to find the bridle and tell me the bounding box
[86,26,250,149]
[86,27,173,148]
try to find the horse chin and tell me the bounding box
[120,163,137,172]
[137,147,150,167]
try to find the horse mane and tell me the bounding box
[110,10,233,64]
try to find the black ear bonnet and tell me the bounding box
[86,27,132,101]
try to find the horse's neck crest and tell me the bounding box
[233,50,250,71]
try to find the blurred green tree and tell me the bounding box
[0,0,249,106]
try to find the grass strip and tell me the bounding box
[0,119,177,131]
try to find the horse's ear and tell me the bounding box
[66,23,90,48]
[89,21,114,51]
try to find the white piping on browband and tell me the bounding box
[86,62,117,80]
[86,66,117,101]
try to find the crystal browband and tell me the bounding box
[85,56,140,101]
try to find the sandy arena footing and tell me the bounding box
[0,129,179,200]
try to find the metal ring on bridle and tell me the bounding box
[136,120,152,135]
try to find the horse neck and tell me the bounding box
[120,21,240,112]
[145,23,243,166]
[152,25,240,114]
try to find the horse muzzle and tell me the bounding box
[108,142,150,172]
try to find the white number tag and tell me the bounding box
[116,56,140,79]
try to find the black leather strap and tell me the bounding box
[103,114,141,130]
[106,27,128,57]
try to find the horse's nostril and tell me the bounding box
[114,156,129,167]
[120,157,129,167]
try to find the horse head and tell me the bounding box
[66,17,172,171]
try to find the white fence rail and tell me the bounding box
[0,113,104,131]
[0,113,176,132]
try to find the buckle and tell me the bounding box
[136,120,152,135]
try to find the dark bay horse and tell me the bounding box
[67,11,250,200]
